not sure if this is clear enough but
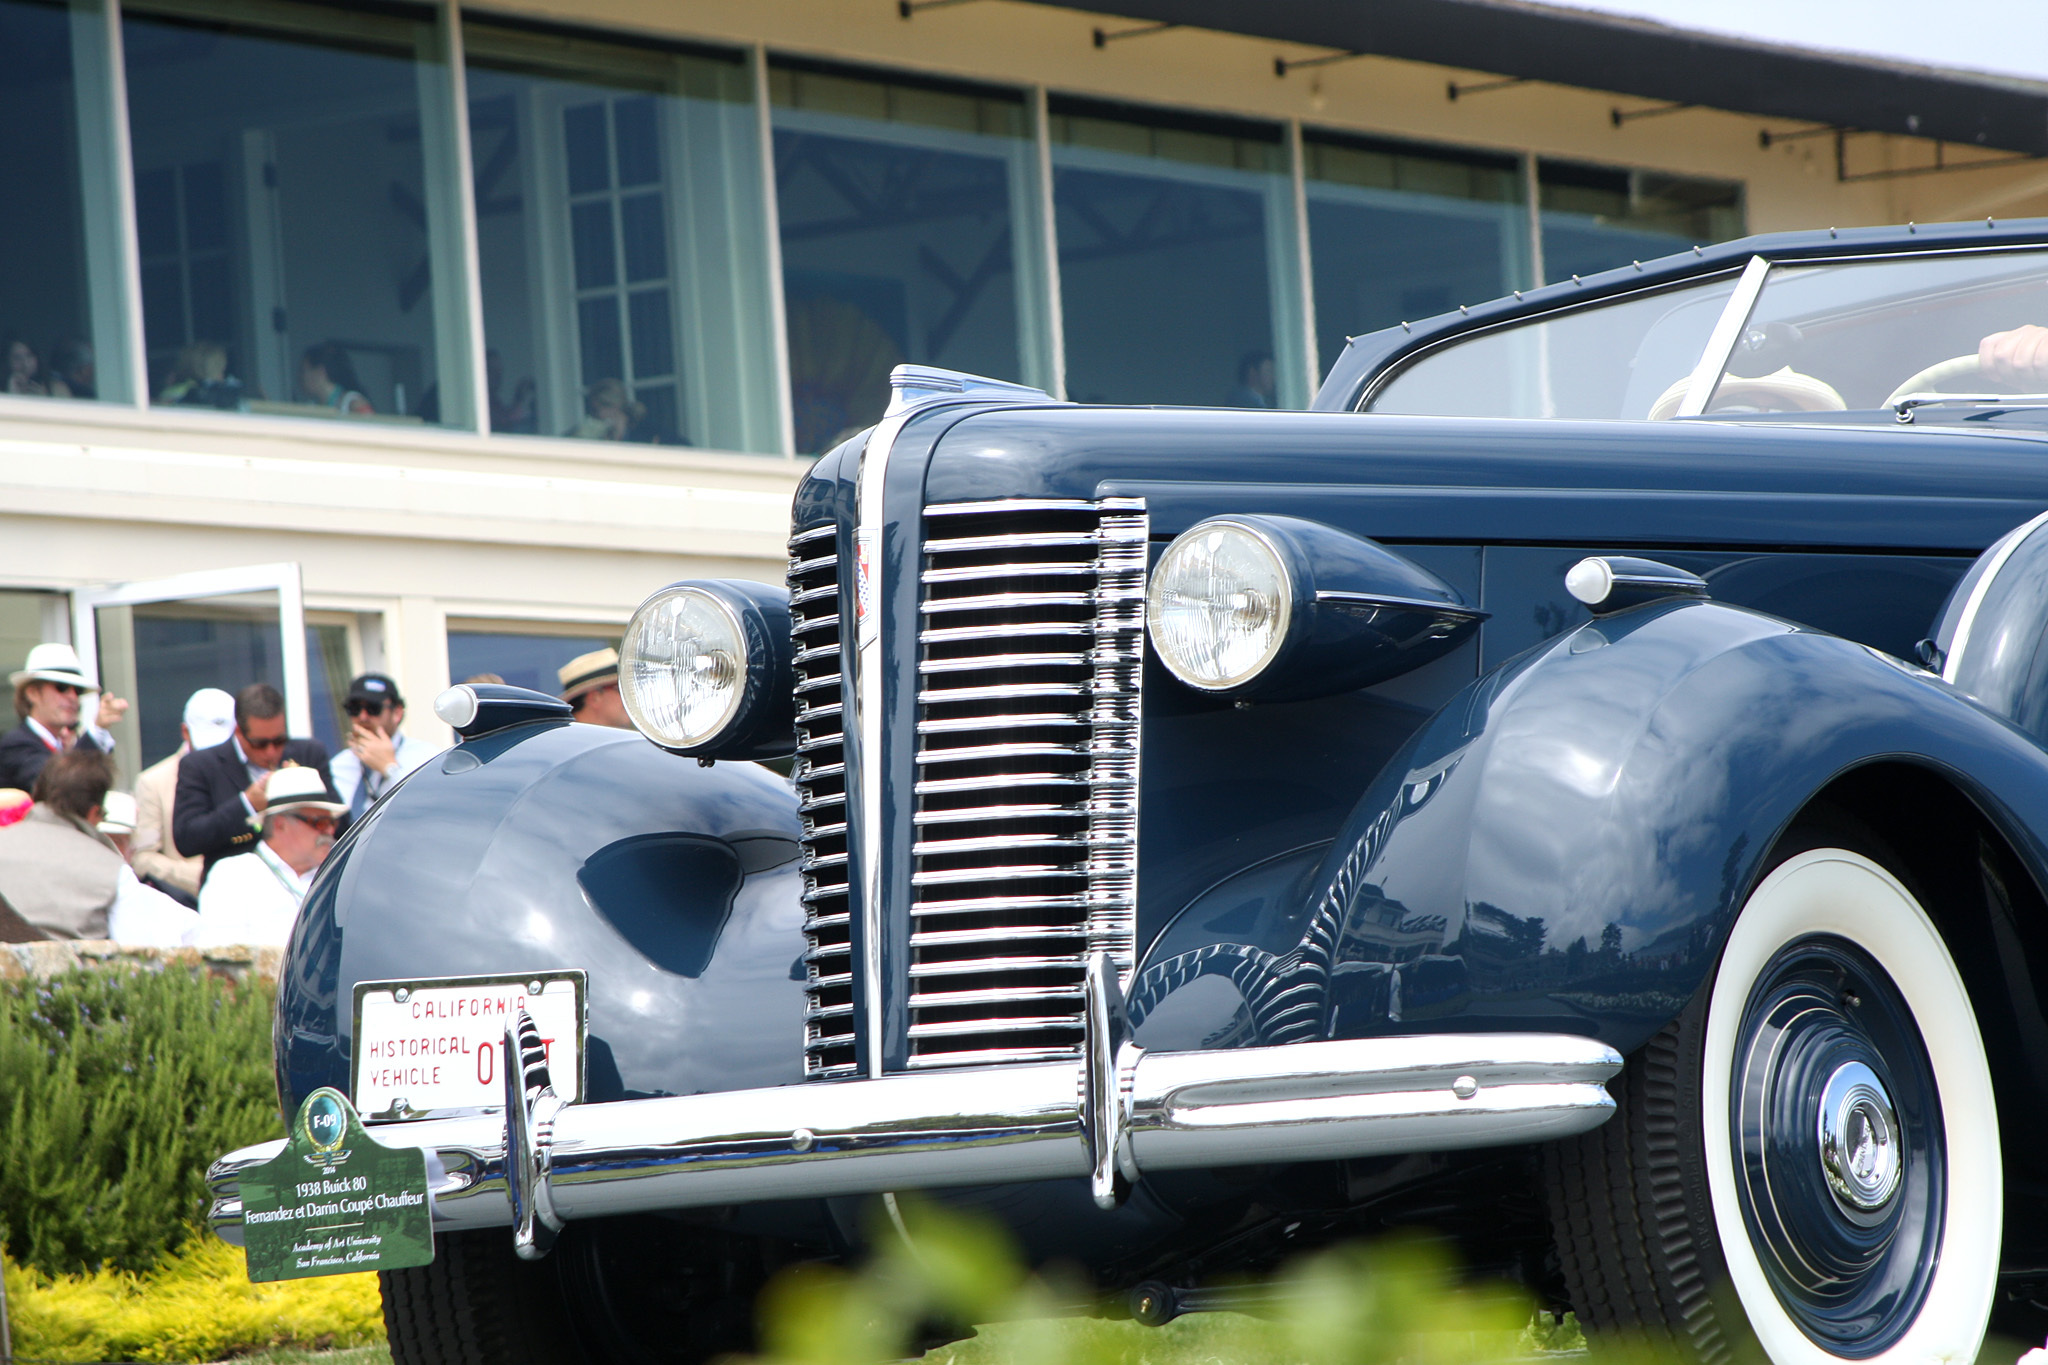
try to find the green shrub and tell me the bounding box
[0,966,283,1277]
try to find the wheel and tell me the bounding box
[382,1218,775,1365]
[1547,839,2001,1363]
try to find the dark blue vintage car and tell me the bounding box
[215,218,2048,1365]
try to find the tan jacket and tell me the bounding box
[0,804,123,939]
[132,748,202,896]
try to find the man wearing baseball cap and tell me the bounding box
[559,646,631,729]
[195,765,346,947]
[330,673,438,819]
[0,643,130,791]
[129,687,234,905]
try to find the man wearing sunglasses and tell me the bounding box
[329,673,436,820]
[195,765,347,947]
[173,682,336,883]
[0,642,130,792]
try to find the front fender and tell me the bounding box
[1131,599,2048,1057]
[277,720,806,1116]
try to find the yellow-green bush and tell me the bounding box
[0,966,283,1276]
[4,1232,383,1363]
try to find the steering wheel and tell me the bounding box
[1647,367,1848,421]
[1882,355,1985,408]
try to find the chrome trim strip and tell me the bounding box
[1675,254,1772,419]
[1942,508,2048,684]
[211,1013,1621,1246]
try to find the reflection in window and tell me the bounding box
[124,0,459,424]
[466,24,779,450]
[1304,132,1528,379]
[1539,161,1744,283]
[772,62,1044,454]
[1051,99,1303,409]
[448,629,614,697]
[0,0,111,403]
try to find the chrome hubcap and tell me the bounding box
[1817,1060,1901,1217]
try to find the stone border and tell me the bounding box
[0,939,283,983]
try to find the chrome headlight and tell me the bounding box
[620,581,796,758]
[1147,519,1292,690]
[1147,516,1485,701]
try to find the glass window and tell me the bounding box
[1705,251,2048,415]
[123,0,463,424]
[465,22,781,451]
[771,61,1045,455]
[1050,98,1305,409]
[447,628,614,697]
[0,0,116,404]
[1539,161,1744,283]
[1365,274,1741,419]
[1304,132,1528,380]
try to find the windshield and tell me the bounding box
[1700,251,2048,413]
[1364,275,1739,419]
[1363,248,2048,422]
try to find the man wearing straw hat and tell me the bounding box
[0,643,130,791]
[195,765,347,947]
[559,646,631,729]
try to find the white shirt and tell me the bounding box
[330,730,439,815]
[25,715,116,756]
[196,840,311,947]
[109,867,200,947]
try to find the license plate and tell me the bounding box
[352,970,586,1120]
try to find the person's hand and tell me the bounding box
[1978,324,2048,389]
[96,692,129,727]
[350,721,398,776]
[244,774,269,812]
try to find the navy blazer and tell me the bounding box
[173,736,336,881]
[0,721,112,793]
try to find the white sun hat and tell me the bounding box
[8,642,97,692]
[263,766,347,817]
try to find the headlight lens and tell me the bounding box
[620,587,748,749]
[1147,520,1292,690]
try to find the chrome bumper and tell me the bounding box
[210,958,1620,1256]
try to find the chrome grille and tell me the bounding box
[790,524,855,1079]
[907,497,1147,1069]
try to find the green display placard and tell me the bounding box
[239,1086,435,1282]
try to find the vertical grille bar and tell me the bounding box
[905,497,1147,1070]
[790,524,856,1078]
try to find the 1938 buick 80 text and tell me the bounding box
[214,218,2048,1365]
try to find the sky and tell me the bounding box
[1547,0,2048,86]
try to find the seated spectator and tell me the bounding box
[131,687,233,906]
[174,682,335,882]
[46,337,94,399]
[488,349,537,434]
[195,767,343,947]
[566,378,648,442]
[159,341,245,410]
[0,642,130,792]
[5,337,46,396]
[0,750,194,943]
[299,341,373,416]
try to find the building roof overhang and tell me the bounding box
[1024,0,2048,156]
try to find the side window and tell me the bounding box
[1364,276,1737,420]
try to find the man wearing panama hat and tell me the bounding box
[559,646,631,729]
[194,765,347,947]
[0,643,130,792]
